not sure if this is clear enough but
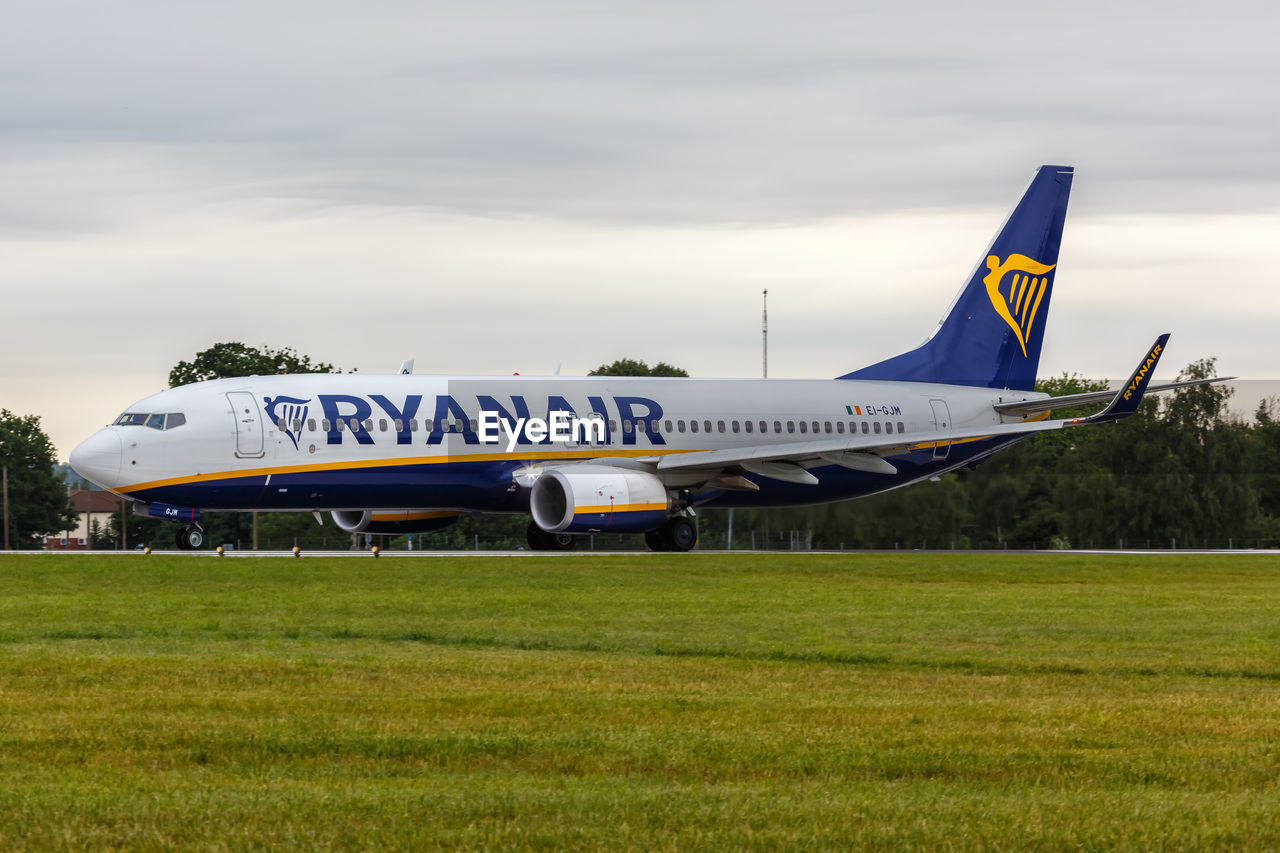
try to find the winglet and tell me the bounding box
[1086,334,1170,423]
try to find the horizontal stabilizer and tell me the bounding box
[995,375,1234,416]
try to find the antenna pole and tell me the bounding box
[2,466,9,551]
[762,289,768,379]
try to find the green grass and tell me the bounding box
[1,553,1279,849]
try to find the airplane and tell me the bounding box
[70,165,1226,551]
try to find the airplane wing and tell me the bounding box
[655,335,1175,481]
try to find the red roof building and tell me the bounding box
[45,490,127,550]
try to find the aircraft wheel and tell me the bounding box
[644,530,669,552]
[175,526,204,550]
[550,532,576,551]
[663,517,697,553]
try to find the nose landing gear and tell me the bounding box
[175,525,205,550]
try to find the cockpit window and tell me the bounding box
[115,412,186,429]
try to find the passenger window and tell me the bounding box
[146,414,165,430]
[623,420,633,433]
[412,419,420,432]
[744,420,752,434]
[291,419,302,433]
[812,421,820,433]
[885,421,892,434]
[717,421,726,433]
[836,422,844,434]
[678,420,686,433]
[690,420,699,433]
[394,419,403,432]
[635,420,645,433]
[874,422,882,434]
[773,421,781,433]
[609,420,617,431]
[379,419,388,432]
[759,421,767,433]
[787,421,795,434]
[861,422,869,434]
[704,421,711,433]
[166,413,187,430]
[799,421,807,434]
[898,421,905,433]
[665,419,673,432]
[732,420,740,433]
[363,419,374,432]
[308,418,316,432]
[322,419,332,431]
[276,418,286,431]
[336,419,346,432]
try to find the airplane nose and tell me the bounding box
[69,429,122,489]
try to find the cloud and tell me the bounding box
[2,0,1280,457]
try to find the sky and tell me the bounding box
[4,0,1279,460]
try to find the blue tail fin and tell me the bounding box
[840,165,1074,391]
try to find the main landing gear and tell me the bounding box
[645,516,697,553]
[175,525,205,550]
[526,521,576,551]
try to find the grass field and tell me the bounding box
[1,552,1279,850]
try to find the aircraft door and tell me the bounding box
[227,391,265,458]
[929,399,951,460]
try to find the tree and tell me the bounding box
[0,411,77,548]
[169,342,340,388]
[588,358,688,377]
[962,372,1111,548]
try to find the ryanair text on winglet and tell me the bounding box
[1123,342,1163,400]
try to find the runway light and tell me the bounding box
[293,546,301,558]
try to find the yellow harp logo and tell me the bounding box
[983,254,1056,357]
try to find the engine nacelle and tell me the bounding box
[330,510,460,535]
[530,465,669,533]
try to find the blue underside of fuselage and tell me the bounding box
[123,437,1024,515]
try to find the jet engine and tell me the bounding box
[530,464,669,533]
[330,510,460,535]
